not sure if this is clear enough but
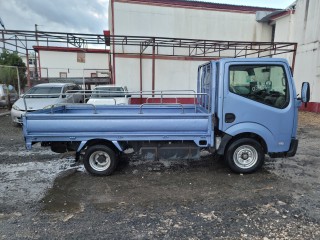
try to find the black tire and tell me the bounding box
[225,138,264,173]
[83,145,117,176]
[12,122,21,128]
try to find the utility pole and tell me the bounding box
[0,17,5,53]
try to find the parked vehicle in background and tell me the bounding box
[11,83,83,124]
[0,84,19,108]
[87,85,130,105]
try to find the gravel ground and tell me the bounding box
[0,107,10,115]
[0,112,320,239]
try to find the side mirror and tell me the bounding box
[301,82,310,103]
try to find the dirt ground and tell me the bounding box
[0,111,319,239]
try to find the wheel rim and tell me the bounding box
[233,145,258,169]
[89,150,111,172]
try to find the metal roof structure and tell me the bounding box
[1,29,298,87]
[0,30,108,55]
[1,29,297,60]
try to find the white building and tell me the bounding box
[108,0,320,111]
[109,0,278,93]
[269,0,320,111]
[33,46,110,89]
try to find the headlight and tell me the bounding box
[12,105,21,111]
[43,105,53,109]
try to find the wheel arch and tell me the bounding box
[225,132,268,155]
[223,122,276,153]
[77,139,123,153]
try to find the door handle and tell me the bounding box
[225,113,236,123]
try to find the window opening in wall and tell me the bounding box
[271,25,275,42]
[59,72,67,78]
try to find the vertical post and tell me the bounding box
[140,54,143,103]
[2,30,5,52]
[108,50,112,84]
[34,24,39,80]
[15,35,18,52]
[37,50,42,80]
[111,0,116,85]
[16,66,21,96]
[26,49,31,87]
[291,43,297,73]
[152,37,155,97]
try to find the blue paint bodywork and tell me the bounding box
[23,58,301,156]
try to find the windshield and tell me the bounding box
[26,86,63,98]
[92,87,125,98]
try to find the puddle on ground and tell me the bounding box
[0,159,81,207]
[41,159,283,214]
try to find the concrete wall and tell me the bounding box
[273,0,320,103]
[273,14,295,64]
[292,0,320,103]
[115,57,202,92]
[112,2,272,41]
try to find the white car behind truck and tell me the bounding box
[87,85,130,105]
[11,83,83,124]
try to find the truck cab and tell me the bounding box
[199,58,310,173]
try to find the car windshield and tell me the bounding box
[26,86,62,98]
[92,87,125,98]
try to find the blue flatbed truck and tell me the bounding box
[23,58,310,176]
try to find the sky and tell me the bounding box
[0,0,296,34]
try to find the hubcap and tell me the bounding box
[89,150,111,172]
[233,145,258,169]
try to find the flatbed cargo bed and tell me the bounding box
[23,104,213,150]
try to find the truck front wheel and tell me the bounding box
[225,138,264,173]
[83,145,117,176]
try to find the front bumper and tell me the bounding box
[286,139,299,157]
[269,139,299,158]
[11,108,25,124]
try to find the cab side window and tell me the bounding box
[229,65,289,109]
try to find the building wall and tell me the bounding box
[110,0,273,92]
[113,2,272,41]
[38,50,109,79]
[115,57,202,92]
[293,0,320,103]
[273,0,320,103]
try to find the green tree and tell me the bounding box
[0,50,27,90]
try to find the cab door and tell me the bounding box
[221,60,296,153]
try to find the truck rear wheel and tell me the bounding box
[225,138,264,173]
[83,145,117,176]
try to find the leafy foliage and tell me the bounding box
[0,50,27,90]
